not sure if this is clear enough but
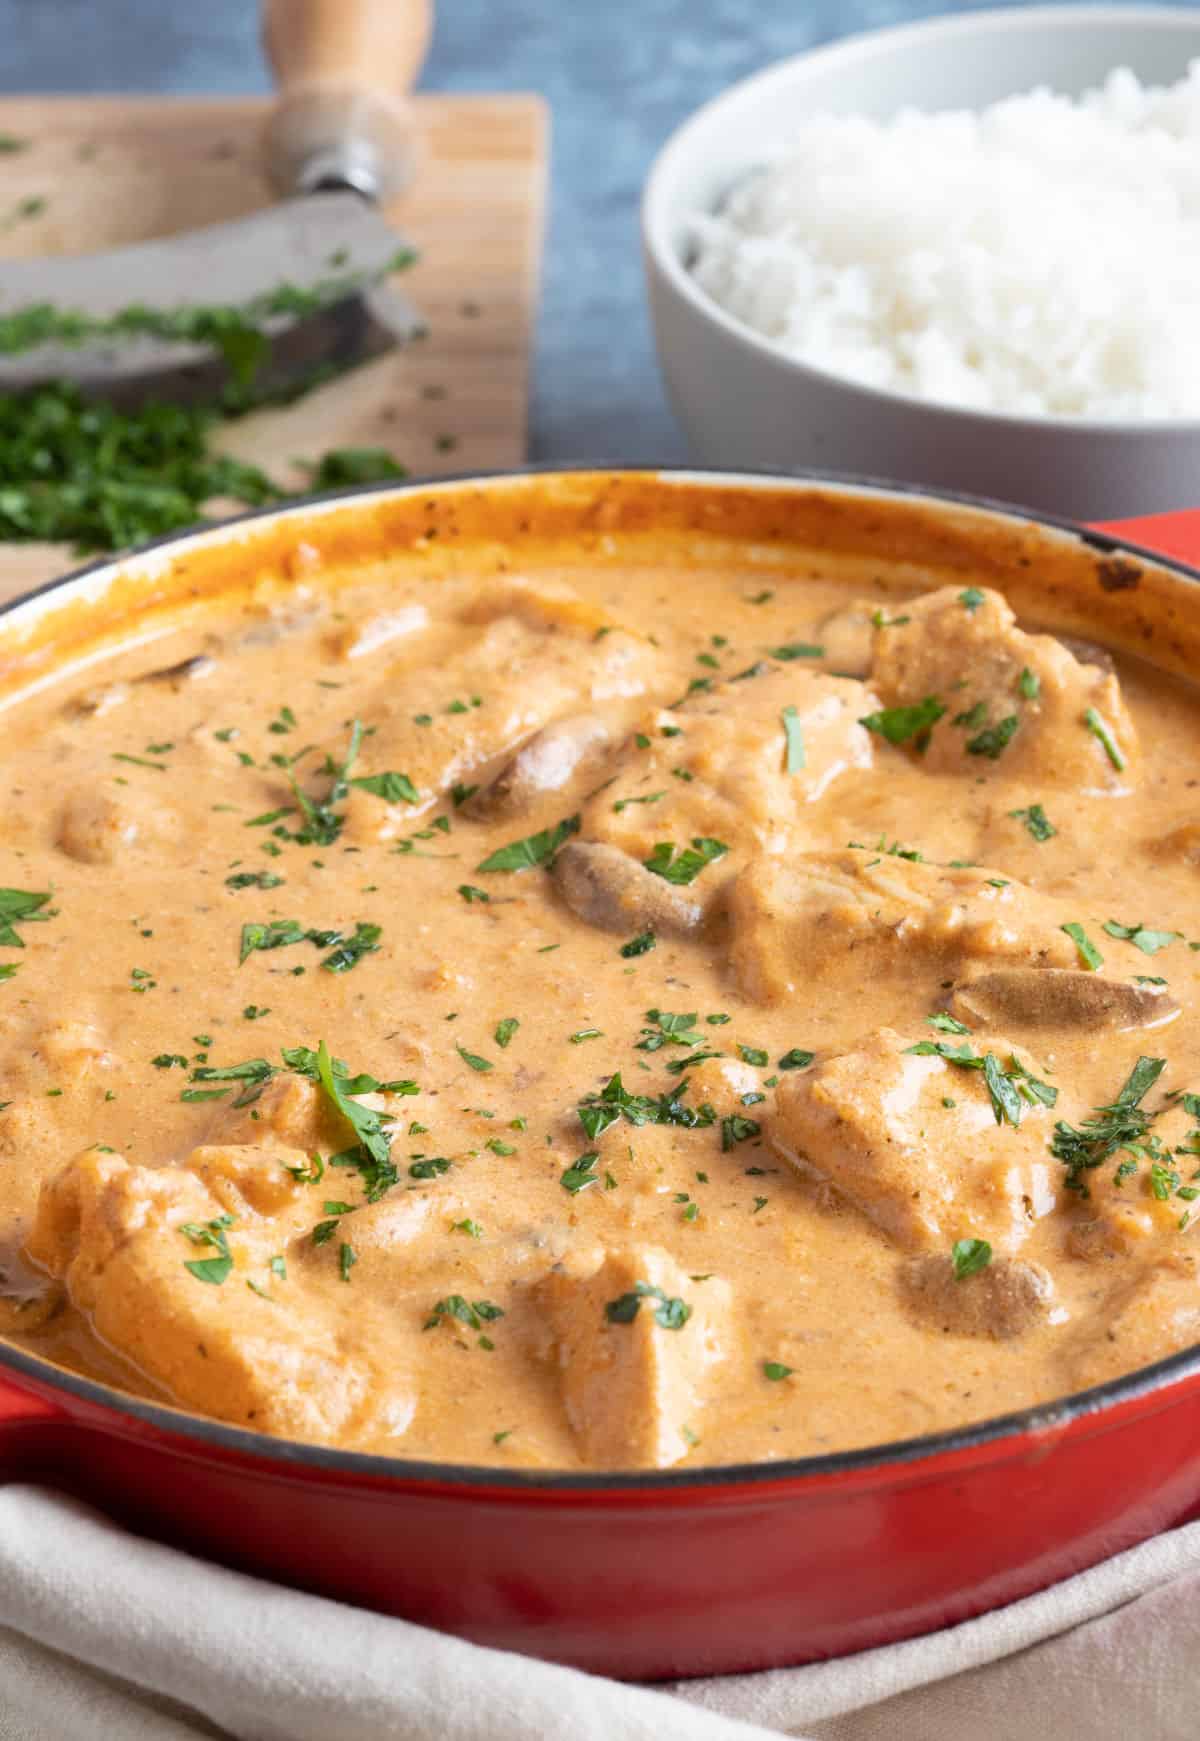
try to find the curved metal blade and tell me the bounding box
[0,191,420,401]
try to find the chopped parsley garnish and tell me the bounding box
[966,714,1019,759]
[927,1013,970,1035]
[305,1039,412,1201]
[282,720,363,847]
[620,930,656,958]
[603,1281,691,1330]
[458,884,489,903]
[1101,919,1179,956]
[179,1214,234,1285]
[577,1071,714,1141]
[477,814,580,873]
[721,1114,761,1151]
[777,1048,814,1070]
[1084,706,1125,772]
[1018,667,1041,700]
[456,1044,493,1074]
[0,887,52,949]
[781,705,805,773]
[905,1039,1054,1127]
[569,1028,603,1044]
[349,770,419,804]
[763,1360,793,1381]
[643,837,728,885]
[959,588,985,612]
[560,1151,600,1194]
[952,701,988,730]
[737,1044,768,1066]
[339,1242,357,1282]
[951,1237,992,1280]
[858,695,945,747]
[1009,803,1055,842]
[494,1018,519,1049]
[1051,1056,1166,1192]
[1061,922,1104,971]
[409,1156,451,1180]
[769,643,824,661]
[612,789,667,814]
[225,870,285,890]
[239,917,380,972]
[637,1009,705,1052]
[425,1296,504,1332]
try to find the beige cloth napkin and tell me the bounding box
[0,1485,1198,1741]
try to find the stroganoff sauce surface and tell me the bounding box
[2,486,1199,1470]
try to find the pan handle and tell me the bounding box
[260,0,433,201]
[1087,510,1200,569]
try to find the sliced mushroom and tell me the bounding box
[466,715,613,819]
[949,968,1179,1033]
[899,1253,1054,1339]
[137,652,217,684]
[553,841,703,936]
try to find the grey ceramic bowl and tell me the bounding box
[642,6,1200,519]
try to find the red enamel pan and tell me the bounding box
[1,469,1198,1682]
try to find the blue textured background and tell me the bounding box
[0,0,1195,459]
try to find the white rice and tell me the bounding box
[688,64,1200,419]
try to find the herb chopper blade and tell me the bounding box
[0,0,431,404]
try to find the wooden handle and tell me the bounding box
[261,0,433,200]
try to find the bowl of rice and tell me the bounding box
[642,6,1200,518]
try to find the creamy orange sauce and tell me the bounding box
[2,482,1199,1471]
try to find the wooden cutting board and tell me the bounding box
[0,91,548,602]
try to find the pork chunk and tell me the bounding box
[578,666,878,872]
[868,585,1137,791]
[535,1245,732,1468]
[26,1145,413,1444]
[768,1028,1058,1253]
[729,849,1078,1005]
[313,585,667,820]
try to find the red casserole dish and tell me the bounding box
[1,468,1199,1683]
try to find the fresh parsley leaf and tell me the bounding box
[781,705,805,773]
[1101,920,1179,956]
[560,1151,600,1194]
[769,643,824,661]
[349,771,419,804]
[620,930,655,958]
[777,1049,814,1070]
[858,696,945,746]
[477,814,580,873]
[0,887,51,949]
[959,588,986,612]
[603,1281,691,1330]
[763,1360,793,1381]
[951,1238,992,1279]
[1009,803,1055,841]
[1018,667,1041,700]
[966,714,1019,759]
[1084,706,1125,772]
[494,1018,519,1049]
[1062,922,1104,971]
[642,837,728,885]
[456,1044,493,1073]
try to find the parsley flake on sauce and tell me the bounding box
[457,1044,494,1074]
[781,705,806,773]
[620,930,655,958]
[777,1049,814,1070]
[1009,803,1055,841]
[603,1281,691,1330]
[477,814,580,873]
[770,642,824,661]
[966,714,1019,759]
[0,888,52,949]
[959,587,986,612]
[1062,922,1104,971]
[349,771,419,804]
[494,1018,519,1049]
[762,1360,793,1381]
[951,1238,992,1279]
[179,1215,235,1285]
[1052,1058,1166,1193]
[858,696,945,747]
[643,837,728,885]
[1101,919,1179,956]
[1083,706,1126,772]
